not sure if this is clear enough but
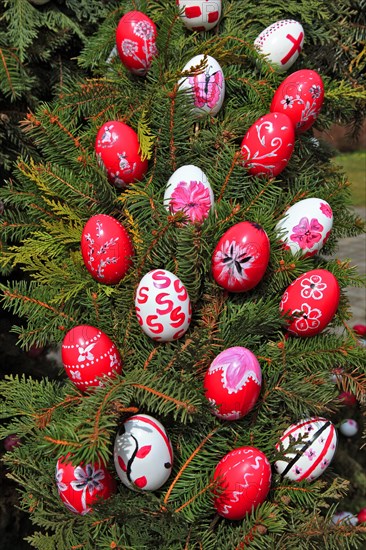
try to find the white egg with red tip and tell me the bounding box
[339,419,359,437]
[135,269,191,341]
[179,54,225,117]
[274,417,338,481]
[177,0,222,32]
[276,198,333,257]
[254,20,304,72]
[114,414,173,491]
[164,165,214,224]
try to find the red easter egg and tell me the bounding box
[204,347,262,420]
[95,121,148,188]
[241,112,295,177]
[358,508,366,524]
[56,455,115,515]
[81,214,134,285]
[116,11,157,75]
[213,446,272,520]
[270,69,324,134]
[279,269,340,337]
[62,325,122,390]
[212,221,270,292]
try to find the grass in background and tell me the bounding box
[333,151,366,207]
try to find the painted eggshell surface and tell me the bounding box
[241,112,295,177]
[164,164,214,223]
[56,455,115,515]
[212,221,270,292]
[81,214,134,285]
[114,414,173,491]
[254,19,304,72]
[179,54,225,116]
[116,11,157,75]
[95,121,148,188]
[177,0,222,31]
[270,69,324,134]
[204,347,262,420]
[276,198,333,257]
[213,446,272,520]
[279,269,340,337]
[135,269,192,341]
[62,325,122,390]
[274,417,337,481]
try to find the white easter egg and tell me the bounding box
[276,198,333,257]
[164,165,214,223]
[177,0,222,32]
[135,269,191,341]
[254,19,305,72]
[179,54,225,117]
[114,414,173,491]
[339,419,359,437]
[331,511,358,526]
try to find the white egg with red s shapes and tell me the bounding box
[114,414,173,491]
[254,19,304,72]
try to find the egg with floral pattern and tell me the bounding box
[279,269,340,337]
[212,221,270,292]
[164,165,214,224]
[116,11,157,75]
[276,198,333,257]
[274,417,337,481]
[177,0,222,32]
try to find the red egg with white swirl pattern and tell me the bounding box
[116,11,157,75]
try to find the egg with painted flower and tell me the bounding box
[177,0,222,31]
[116,11,157,75]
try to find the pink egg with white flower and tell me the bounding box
[164,165,214,224]
[276,198,333,257]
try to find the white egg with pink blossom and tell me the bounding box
[339,419,358,437]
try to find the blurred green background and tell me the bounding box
[334,151,366,207]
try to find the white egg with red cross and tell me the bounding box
[177,1,222,32]
[254,20,304,72]
[114,414,173,491]
[135,269,192,341]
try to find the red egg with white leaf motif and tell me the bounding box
[212,221,270,292]
[279,269,340,337]
[241,112,295,177]
[116,11,157,75]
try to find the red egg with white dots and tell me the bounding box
[116,11,157,75]
[61,325,122,390]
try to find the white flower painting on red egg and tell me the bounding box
[213,239,259,288]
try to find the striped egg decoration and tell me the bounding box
[274,417,337,481]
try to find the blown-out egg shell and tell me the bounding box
[274,417,337,481]
[179,54,225,117]
[177,0,222,32]
[56,455,115,515]
[212,221,270,292]
[116,11,157,75]
[270,69,324,134]
[81,214,134,284]
[241,112,295,177]
[204,347,262,420]
[114,414,173,491]
[62,325,122,390]
[213,446,272,520]
[95,121,148,188]
[276,198,333,257]
[254,19,305,72]
[279,269,340,337]
[164,164,214,224]
[135,269,192,341]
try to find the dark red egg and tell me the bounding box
[116,11,157,75]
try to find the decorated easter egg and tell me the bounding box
[56,455,115,514]
[179,54,225,117]
[116,11,157,75]
[62,325,122,390]
[177,0,222,31]
[339,419,359,437]
[331,511,358,526]
[212,221,270,292]
[279,269,340,337]
[164,164,214,223]
[270,69,324,134]
[276,198,333,257]
[95,121,148,188]
[274,417,337,481]
[135,269,191,341]
[204,347,262,420]
[114,414,173,491]
[241,112,295,177]
[358,508,366,523]
[81,214,134,285]
[213,446,272,520]
[254,19,304,72]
